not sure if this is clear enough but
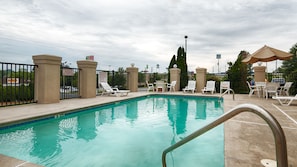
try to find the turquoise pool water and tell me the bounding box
[0,95,224,167]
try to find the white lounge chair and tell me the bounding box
[183,80,196,93]
[100,82,130,96]
[220,81,230,94]
[202,81,216,94]
[279,82,293,96]
[247,81,260,97]
[272,94,297,106]
[264,82,279,99]
[146,81,154,92]
[167,81,176,92]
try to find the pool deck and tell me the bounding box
[0,92,296,167]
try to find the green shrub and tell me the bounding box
[0,85,34,102]
[287,70,297,95]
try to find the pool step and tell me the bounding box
[261,159,276,167]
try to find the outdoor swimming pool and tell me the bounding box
[0,95,224,167]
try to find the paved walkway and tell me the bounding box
[0,92,296,167]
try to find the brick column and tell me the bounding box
[126,65,138,92]
[169,68,181,91]
[77,60,98,98]
[33,54,62,104]
[196,68,207,93]
[253,66,266,82]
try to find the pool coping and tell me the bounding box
[0,93,220,128]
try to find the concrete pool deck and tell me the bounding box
[0,92,296,167]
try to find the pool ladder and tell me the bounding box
[161,103,288,167]
[220,88,235,100]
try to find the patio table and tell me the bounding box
[154,81,167,92]
[255,82,266,98]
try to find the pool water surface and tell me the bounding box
[0,95,224,167]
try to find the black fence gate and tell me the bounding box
[60,67,80,99]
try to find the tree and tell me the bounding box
[168,47,188,89]
[281,43,297,76]
[113,67,127,89]
[138,72,145,84]
[226,51,249,93]
[176,47,188,89]
[280,43,297,94]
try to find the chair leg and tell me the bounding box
[249,90,253,97]
[287,99,294,106]
[266,92,268,99]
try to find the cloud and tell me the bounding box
[0,0,296,73]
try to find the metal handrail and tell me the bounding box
[220,88,235,100]
[162,103,288,167]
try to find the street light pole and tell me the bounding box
[184,35,188,53]
[216,54,221,74]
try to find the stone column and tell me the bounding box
[77,60,98,98]
[32,54,62,104]
[126,65,138,92]
[169,68,181,91]
[253,66,266,82]
[196,68,207,93]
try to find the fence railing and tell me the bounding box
[0,62,37,107]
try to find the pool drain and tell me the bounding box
[260,159,276,167]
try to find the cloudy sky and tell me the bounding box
[0,0,296,73]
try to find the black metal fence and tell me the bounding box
[60,67,80,99]
[96,70,127,88]
[60,68,131,98]
[0,62,36,107]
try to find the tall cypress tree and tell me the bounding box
[168,47,188,89]
[176,47,188,89]
[226,51,248,93]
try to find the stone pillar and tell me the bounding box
[169,68,181,91]
[32,54,62,104]
[196,68,207,93]
[77,60,98,98]
[253,66,266,82]
[126,65,138,92]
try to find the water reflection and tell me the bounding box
[154,97,167,110]
[77,112,97,141]
[126,101,138,122]
[96,108,110,126]
[195,99,207,120]
[167,98,188,135]
[30,121,62,159]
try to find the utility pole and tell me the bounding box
[216,54,221,73]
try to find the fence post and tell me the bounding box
[254,66,266,82]
[126,65,138,92]
[32,55,62,104]
[77,60,98,98]
[169,68,181,91]
[196,67,207,93]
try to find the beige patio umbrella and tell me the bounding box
[242,45,293,64]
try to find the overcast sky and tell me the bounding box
[0,0,296,73]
